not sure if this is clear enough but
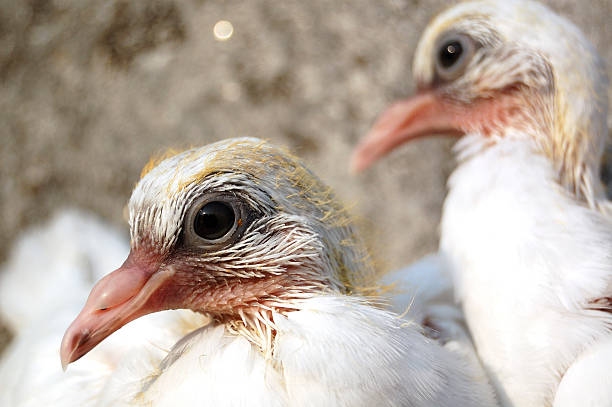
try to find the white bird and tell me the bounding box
[2,138,496,406]
[351,1,612,406]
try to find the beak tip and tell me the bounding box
[59,344,72,372]
[59,325,82,371]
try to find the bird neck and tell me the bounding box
[548,92,609,210]
[454,90,609,214]
[528,80,608,209]
[181,272,333,357]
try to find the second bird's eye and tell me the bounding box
[439,40,463,68]
[434,33,475,82]
[193,201,236,240]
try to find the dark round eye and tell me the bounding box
[434,34,475,82]
[193,201,236,240]
[439,41,463,68]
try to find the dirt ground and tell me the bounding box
[1,0,611,354]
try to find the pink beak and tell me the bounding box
[350,91,467,173]
[60,251,174,369]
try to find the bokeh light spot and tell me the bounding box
[213,20,234,41]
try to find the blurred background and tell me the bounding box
[1,0,611,354]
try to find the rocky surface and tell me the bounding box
[1,0,611,354]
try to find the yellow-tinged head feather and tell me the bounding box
[132,137,380,296]
[140,148,186,180]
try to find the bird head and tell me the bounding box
[352,0,608,205]
[61,138,373,368]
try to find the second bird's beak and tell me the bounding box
[350,91,466,173]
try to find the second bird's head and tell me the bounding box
[352,0,608,204]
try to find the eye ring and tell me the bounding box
[184,193,251,247]
[434,33,475,82]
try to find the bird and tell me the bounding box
[351,1,612,406]
[2,138,496,406]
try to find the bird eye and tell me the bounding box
[439,41,463,68]
[183,192,255,249]
[193,201,236,241]
[434,33,475,82]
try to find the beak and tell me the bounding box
[350,91,465,173]
[60,251,174,369]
